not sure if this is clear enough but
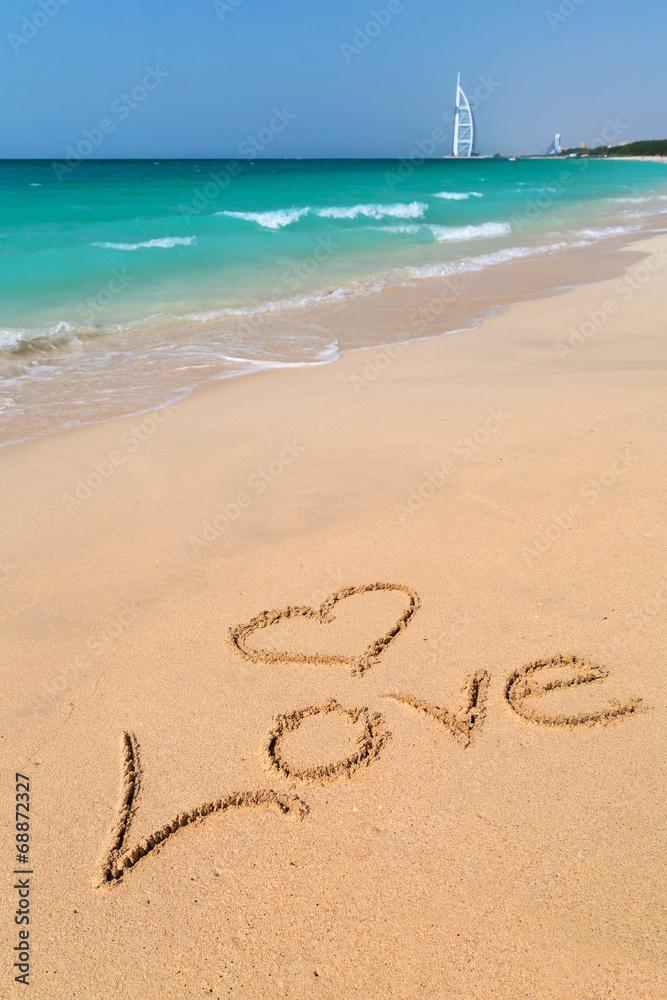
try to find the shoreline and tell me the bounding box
[3,216,667,450]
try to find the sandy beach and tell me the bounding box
[1,232,666,999]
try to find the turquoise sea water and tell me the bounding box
[1,157,666,441]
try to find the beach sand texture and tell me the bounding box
[1,234,666,999]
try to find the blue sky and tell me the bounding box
[1,0,665,158]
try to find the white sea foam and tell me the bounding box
[374,224,421,234]
[177,278,395,324]
[0,321,80,354]
[407,220,648,281]
[212,341,342,371]
[611,194,667,203]
[315,201,427,220]
[217,201,430,227]
[430,222,512,242]
[433,191,483,200]
[216,207,309,229]
[404,245,539,279]
[93,237,196,250]
[578,225,634,238]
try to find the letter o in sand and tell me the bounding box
[264,699,390,783]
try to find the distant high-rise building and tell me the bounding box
[453,74,474,157]
[545,133,562,155]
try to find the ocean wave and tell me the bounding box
[0,321,81,355]
[315,201,427,220]
[406,222,647,279]
[177,277,396,323]
[92,237,196,250]
[578,225,634,238]
[2,215,649,366]
[212,341,342,371]
[430,222,512,242]
[433,191,483,200]
[215,208,309,229]
[611,194,667,204]
[374,224,421,234]
[214,202,429,227]
[404,245,541,279]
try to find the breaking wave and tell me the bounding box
[315,201,427,220]
[215,208,309,229]
[93,237,196,250]
[430,222,512,242]
[434,191,483,200]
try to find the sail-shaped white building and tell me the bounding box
[545,133,562,155]
[453,74,474,157]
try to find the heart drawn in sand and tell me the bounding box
[227,582,420,675]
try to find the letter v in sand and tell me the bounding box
[94,732,308,888]
[383,671,490,748]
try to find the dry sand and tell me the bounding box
[1,234,666,999]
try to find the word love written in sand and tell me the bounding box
[95,584,648,888]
